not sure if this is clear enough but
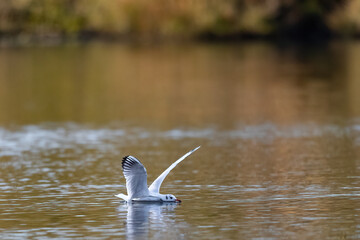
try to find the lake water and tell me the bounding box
[1,41,360,239]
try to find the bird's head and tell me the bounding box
[161,194,181,203]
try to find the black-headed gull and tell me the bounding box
[115,146,200,202]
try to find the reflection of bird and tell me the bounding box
[119,202,179,240]
[116,146,200,202]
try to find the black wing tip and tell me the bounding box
[122,155,137,170]
[122,156,130,168]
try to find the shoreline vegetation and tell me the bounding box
[1,0,360,45]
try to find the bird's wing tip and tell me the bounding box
[122,156,140,171]
[193,146,201,152]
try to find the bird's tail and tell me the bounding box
[115,193,129,201]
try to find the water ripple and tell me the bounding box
[0,122,357,157]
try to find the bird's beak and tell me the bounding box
[175,199,181,203]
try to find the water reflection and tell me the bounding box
[0,42,355,128]
[118,202,181,240]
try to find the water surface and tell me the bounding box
[1,42,360,239]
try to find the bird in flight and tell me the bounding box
[115,146,200,202]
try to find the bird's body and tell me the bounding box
[115,146,200,202]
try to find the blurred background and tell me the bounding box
[1,1,360,239]
[0,0,359,43]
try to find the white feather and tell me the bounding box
[115,193,129,201]
[122,156,150,198]
[148,146,200,194]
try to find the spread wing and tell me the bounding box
[122,156,150,198]
[148,146,200,194]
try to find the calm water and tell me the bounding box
[1,42,360,239]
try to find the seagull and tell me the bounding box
[115,146,200,202]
